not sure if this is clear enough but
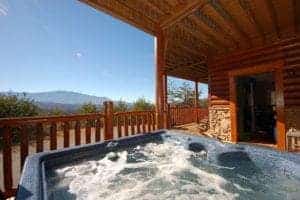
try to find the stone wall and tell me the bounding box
[208,106,231,141]
[285,107,300,132]
[285,107,300,151]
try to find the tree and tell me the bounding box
[0,95,40,147]
[167,81,198,105]
[0,95,39,118]
[78,102,97,114]
[114,99,129,112]
[48,107,65,116]
[132,97,155,111]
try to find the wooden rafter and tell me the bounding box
[168,42,205,59]
[188,15,229,50]
[208,0,252,47]
[116,0,162,22]
[166,69,208,81]
[147,0,172,15]
[167,48,203,64]
[193,9,239,48]
[238,0,266,42]
[80,0,158,35]
[180,17,225,52]
[293,0,300,33]
[160,0,208,29]
[166,64,207,73]
[167,25,210,57]
[166,56,207,71]
[265,0,280,38]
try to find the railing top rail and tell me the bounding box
[114,110,155,115]
[0,113,105,126]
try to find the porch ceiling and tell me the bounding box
[81,0,299,82]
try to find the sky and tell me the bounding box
[0,0,207,102]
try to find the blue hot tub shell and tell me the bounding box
[16,130,300,200]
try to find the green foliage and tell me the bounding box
[0,95,39,118]
[78,102,97,114]
[114,99,129,112]
[167,80,197,105]
[132,97,154,111]
[48,107,65,116]
[199,98,208,108]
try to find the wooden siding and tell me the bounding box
[208,36,300,108]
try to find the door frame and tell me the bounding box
[229,60,286,150]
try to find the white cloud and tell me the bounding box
[74,52,83,59]
[0,2,8,16]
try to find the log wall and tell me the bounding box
[207,36,300,144]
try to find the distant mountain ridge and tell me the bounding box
[1,91,110,113]
[1,91,110,105]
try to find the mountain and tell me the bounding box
[1,91,110,113]
[1,91,110,105]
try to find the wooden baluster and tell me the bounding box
[147,113,151,132]
[75,121,81,145]
[95,119,101,142]
[36,123,43,152]
[3,126,13,193]
[130,114,135,135]
[136,115,141,133]
[151,113,155,130]
[86,120,91,144]
[63,122,70,148]
[124,115,129,136]
[20,125,29,168]
[142,114,146,133]
[104,101,114,140]
[50,122,57,150]
[117,116,122,138]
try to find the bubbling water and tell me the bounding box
[47,136,300,200]
[49,140,239,200]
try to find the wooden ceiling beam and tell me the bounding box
[168,42,205,59]
[208,0,252,47]
[166,67,207,77]
[168,25,211,57]
[238,0,266,42]
[166,70,208,82]
[117,0,162,21]
[180,18,225,52]
[147,0,172,15]
[167,73,208,83]
[193,8,240,49]
[80,0,158,36]
[293,0,300,33]
[188,15,230,50]
[159,0,208,29]
[166,60,208,73]
[170,40,207,60]
[167,48,203,64]
[265,0,280,38]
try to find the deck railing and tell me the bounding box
[169,105,208,126]
[0,102,208,198]
[0,102,157,198]
[114,110,156,137]
[0,113,106,198]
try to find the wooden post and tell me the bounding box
[104,101,114,140]
[163,74,169,128]
[3,126,12,193]
[194,81,199,107]
[194,81,199,123]
[155,29,166,129]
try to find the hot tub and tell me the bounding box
[17,130,300,200]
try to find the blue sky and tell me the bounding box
[0,0,207,102]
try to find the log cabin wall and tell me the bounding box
[208,36,300,143]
